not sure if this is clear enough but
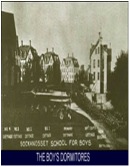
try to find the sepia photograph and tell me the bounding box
[1,1,128,153]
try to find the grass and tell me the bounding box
[71,91,128,149]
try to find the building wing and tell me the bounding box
[2,11,17,40]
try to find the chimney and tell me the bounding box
[52,47,54,53]
[46,48,48,53]
[29,40,31,47]
[99,31,103,42]
[72,52,74,57]
[99,32,101,37]
[21,40,23,46]
[68,53,69,57]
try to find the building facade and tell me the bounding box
[15,40,40,84]
[40,48,61,84]
[61,54,79,83]
[2,11,19,92]
[89,32,111,94]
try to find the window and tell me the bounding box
[93,72,95,80]
[95,48,97,54]
[98,47,100,54]
[50,58,53,64]
[98,72,100,80]
[93,59,95,68]
[98,59,100,67]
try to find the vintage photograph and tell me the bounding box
[1,2,128,150]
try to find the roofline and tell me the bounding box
[2,11,14,15]
[90,39,100,58]
[64,56,78,60]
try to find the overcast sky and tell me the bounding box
[2,2,128,70]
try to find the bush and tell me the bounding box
[107,51,128,120]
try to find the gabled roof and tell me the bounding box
[62,56,79,67]
[41,51,60,64]
[90,32,103,58]
[18,45,38,60]
[90,39,100,57]
[90,36,111,58]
